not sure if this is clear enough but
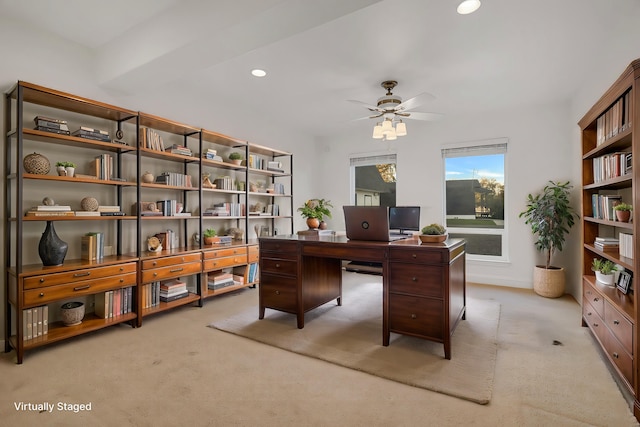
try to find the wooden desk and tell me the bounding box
[258,235,466,359]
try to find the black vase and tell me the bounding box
[38,221,68,266]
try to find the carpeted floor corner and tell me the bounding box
[209,279,500,405]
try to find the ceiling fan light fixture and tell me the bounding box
[457,0,481,15]
[396,121,407,136]
[251,69,267,77]
[385,129,397,141]
[381,119,393,132]
[372,124,384,139]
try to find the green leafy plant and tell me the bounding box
[228,152,243,161]
[592,258,617,275]
[519,180,578,269]
[421,223,446,235]
[613,202,633,211]
[56,161,75,168]
[298,199,333,221]
[203,228,217,238]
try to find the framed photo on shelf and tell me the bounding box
[617,270,632,295]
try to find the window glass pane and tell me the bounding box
[444,150,505,258]
[352,160,396,207]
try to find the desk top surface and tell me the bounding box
[260,234,465,250]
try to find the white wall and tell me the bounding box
[315,101,582,296]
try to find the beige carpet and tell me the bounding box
[209,279,500,405]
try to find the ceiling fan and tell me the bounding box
[349,80,443,140]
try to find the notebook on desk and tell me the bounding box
[343,206,407,242]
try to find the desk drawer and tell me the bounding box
[203,255,247,271]
[24,273,136,306]
[260,258,298,276]
[389,294,443,339]
[583,280,604,319]
[260,274,297,311]
[141,261,202,283]
[389,263,444,298]
[389,247,447,264]
[260,240,298,254]
[142,253,201,269]
[24,263,137,290]
[203,246,247,259]
[604,301,633,355]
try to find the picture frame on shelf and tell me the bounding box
[617,270,632,295]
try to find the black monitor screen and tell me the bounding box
[389,206,421,234]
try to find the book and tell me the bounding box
[34,205,71,211]
[99,211,126,216]
[95,292,109,318]
[25,210,75,217]
[34,115,67,124]
[75,211,101,217]
[43,306,48,335]
[25,309,32,340]
[81,234,97,260]
[34,126,70,135]
[159,290,189,302]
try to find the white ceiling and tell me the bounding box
[2,0,639,139]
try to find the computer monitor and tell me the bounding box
[389,206,421,235]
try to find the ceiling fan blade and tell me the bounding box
[348,99,383,113]
[353,113,383,121]
[401,111,444,121]
[394,92,436,112]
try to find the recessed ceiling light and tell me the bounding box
[457,0,481,15]
[251,69,267,77]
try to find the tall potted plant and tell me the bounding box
[519,180,578,298]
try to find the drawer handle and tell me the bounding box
[275,290,280,295]
[410,314,417,319]
[613,352,619,359]
[153,272,158,277]
[181,257,185,262]
[412,254,417,258]
[587,311,592,316]
[119,279,124,283]
[74,272,91,278]
[39,292,44,297]
[412,277,417,282]
[39,278,45,283]
[276,263,281,268]
[593,297,599,302]
[74,285,90,291]
[153,262,157,266]
[593,323,599,327]
[120,267,124,271]
[170,268,184,273]
[614,320,620,325]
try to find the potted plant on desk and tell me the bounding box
[298,198,333,229]
[419,223,447,243]
[203,228,217,245]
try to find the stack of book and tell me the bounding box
[25,205,74,217]
[22,305,48,340]
[81,232,104,260]
[165,144,192,156]
[267,161,285,173]
[94,287,133,319]
[203,148,223,161]
[620,232,634,259]
[34,116,70,135]
[72,126,110,142]
[208,272,235,290]
[98,205,125,216]
[159,279,189,302]
[594,236,619,252]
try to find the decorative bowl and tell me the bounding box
[60,301,85,326]
[419,234,447,243]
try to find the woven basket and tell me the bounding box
[23,152,50,175]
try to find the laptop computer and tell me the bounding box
[343,206,407,242]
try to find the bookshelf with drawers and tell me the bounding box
[578,58,640,421]
[3,81,294,363]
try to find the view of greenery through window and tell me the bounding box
[444,152,506,259]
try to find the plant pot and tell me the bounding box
[230,159,242,166]
[616,210,631,222]
[533,265,565,298]
[65,167,75,177]
[595,271,616,287]
[60,301,85,326]
[57,166,67,176]
[306,218,320,229]
[319,221,327,230]
[419,234,447,243]
[204,236,216,245]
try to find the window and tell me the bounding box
[350,153,397,207]
[442,140,507,261]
